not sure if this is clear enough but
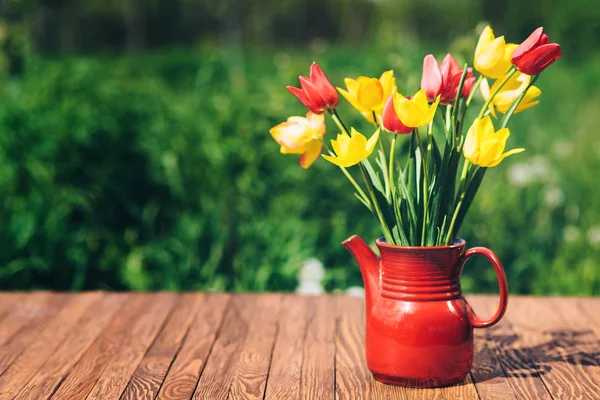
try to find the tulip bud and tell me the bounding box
[286,62,339,114]
[512,27,562,75]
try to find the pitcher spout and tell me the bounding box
[342,235,381,312]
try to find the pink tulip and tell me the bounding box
[421,54,476,105]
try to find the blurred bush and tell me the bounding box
[0,44,598,294]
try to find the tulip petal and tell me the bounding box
[441,54,462,79]
[366,129,380,153]
[488,147,525,167]
[299,139,323,169]
[394,93,423,128]
[382,96,412,134]
[475,26,495,58]
[512,27,544,63]
[516,43,562,75]
[379,70,396,98]
[322,154,348,167]
[337,87,369,112]
[356,77,384,109]
[286,85,320,113]
[309,62,338,107]
[421,55,443,102]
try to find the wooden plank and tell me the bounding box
[470,295,553,400]
[335,296,373,399]
[263,295,337,400]
[300,295,336,400]
[84,292,178,400]
[51,294,157,399]
[218,294,280,400]
[12,293,127,400]
[0,292,102,400]
[156,294,230,400]
[0,292,59,347]
[263,296,310,400]
[506,296,600,398]
[0,292,22,323]
[578,297,600,328]
[120,293,204,400]
[549,298,600,382]
[193,294,280,399]
[467,295,518,400]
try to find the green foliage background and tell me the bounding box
[0,1,599,294]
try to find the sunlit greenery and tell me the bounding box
[0,29,599,294]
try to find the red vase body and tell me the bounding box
[343,235,508,388]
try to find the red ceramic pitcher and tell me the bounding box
[343,235,508,388]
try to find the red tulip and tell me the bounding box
[286,62,339,114]
[421,54,476,105]
[512,27,562,75]
[382,96,412,134]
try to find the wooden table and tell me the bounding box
[0,293,598,399]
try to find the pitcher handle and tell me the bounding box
[460,247,508,329]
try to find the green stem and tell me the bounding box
[415,130,429,245]
[322,141,370,207]
[477,67,517,119]
[359,162,394,243]
[444,160,471,244]
[330,109,349,134]
[466,75,483,107]
[500,74,540,129]
[388,134,397,197]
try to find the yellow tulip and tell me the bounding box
[322,128,380,167]
[474,26,518,79]
[463,117,524,167]
[337,70,396,121]
[270,112,325,169]
[392,90,440,128]
[480,71,541,117]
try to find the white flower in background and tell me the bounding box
[296,280,324,295]
[346,286,365,297]
[299,258,325,282]
[507,163,534,187]
[553,139,573,159]
[544,186,565,208]
[296,258,325,295]
[507,156,554,187]
[587,226,600,247]
[563,225,581,243]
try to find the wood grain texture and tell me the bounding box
[193,294,280,399]
[0,292,101,400]
[0,292,58,347]
[1,293,600,399]
[263,295,310,400]
[466,295,518,400]
[156,293,230,400]
[51,294,156,399]
[13,293,127,400]
[471,295,553,400]
[505,296,600,399]
[0,293,69,374]
[120,293,204,400]
[85,292,178,400]
[263,295,337,400]
[300,295,336,400]
[548,298,600,384]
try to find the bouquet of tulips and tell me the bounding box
[270,26,561,246]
